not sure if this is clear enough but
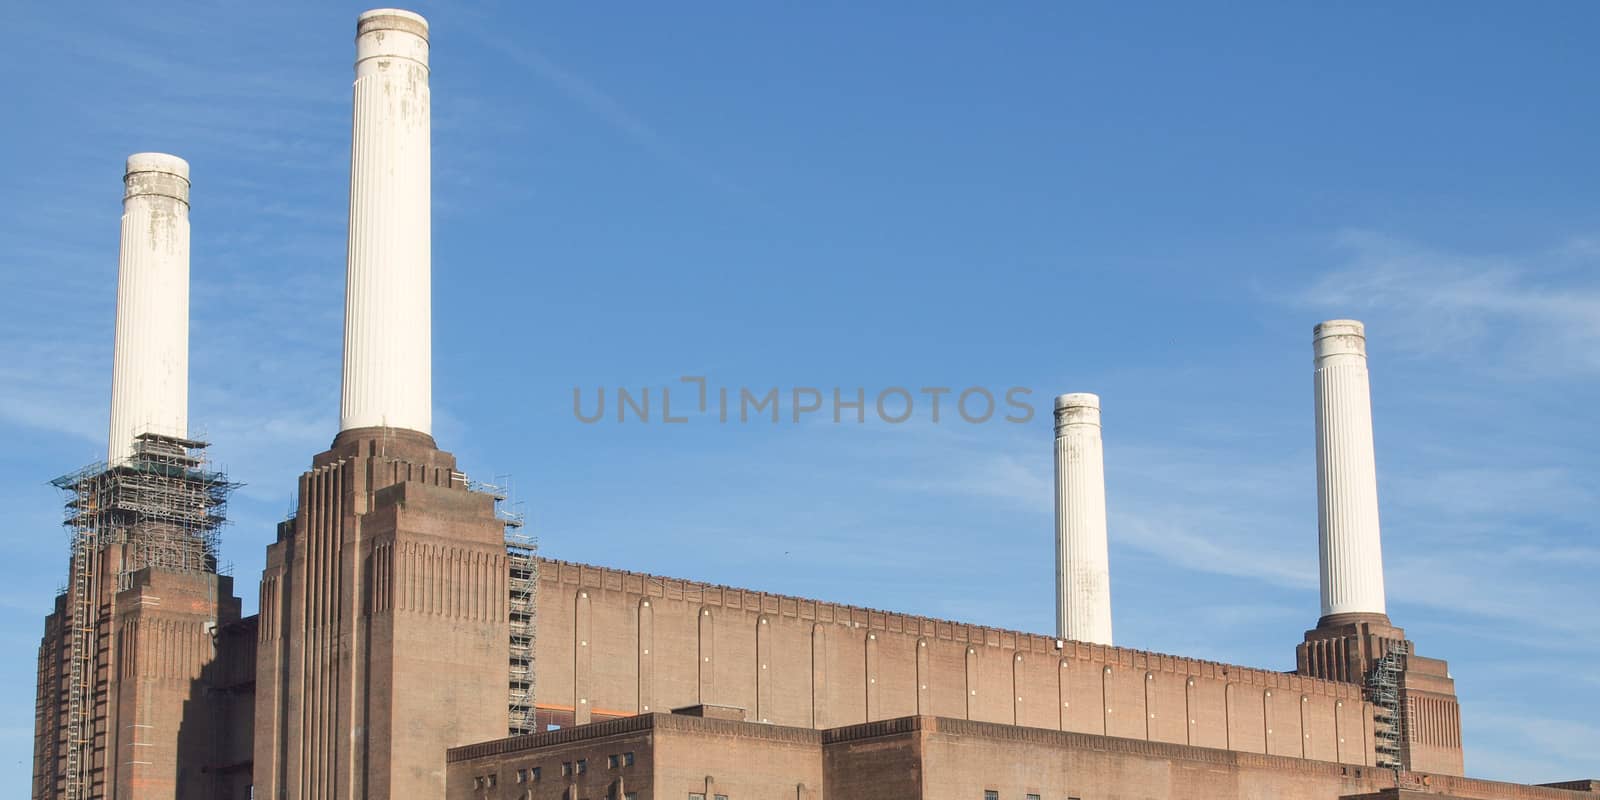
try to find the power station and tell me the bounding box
[28,9,1596,800]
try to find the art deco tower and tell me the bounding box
[1296,320,1464,775]
[252,10,510,798]
[32,155,249,800]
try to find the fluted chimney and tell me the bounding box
[1313,319,1388,622]
[107,153,190,464]
[340,8,432,435]
[1054,392,1113,645]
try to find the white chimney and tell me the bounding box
[340,8,432,435]
[107,153,190,464]
[1313,320,1388,620]
[1054,392,1113,645]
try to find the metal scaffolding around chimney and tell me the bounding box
[1368,639,1411,772]
[470,478,539,737]
[49,431,238,800]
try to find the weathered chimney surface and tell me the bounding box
[108,153,191,464]
[1054,392,1113,645]
[340,7,433,436]
[1313,319,1388,624]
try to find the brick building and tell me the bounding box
[27,7,1594,800]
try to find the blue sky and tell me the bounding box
[2,0,1596,786]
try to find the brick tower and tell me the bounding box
[1295,320,1463,775]
[250,10,510,798]
[31,154,251,800]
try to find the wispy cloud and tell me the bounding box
[859,422,1321,592]
[1299,230,1600,376]
[455,14,748,197]
[1465,707,1600,783]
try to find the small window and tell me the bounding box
[624,752,635,767]
[531,766,541,782]
[473,777,484,790]
[486,774,497,788]
[689,794,706,800]
[562,762,572,777]
[608,754,620,769]
[625,794,638,800]
[576,759,587,775]
[984,792,999,800]
[716,796,729,800]
[1027,795,1040,800]
[516,768,526,784]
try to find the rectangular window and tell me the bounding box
[608,754,619,769]
[689,794,706,800]
[624,752,635,767]
[473,777,484,790]
[576,758,587,775]
[516,768,526,783]
[562,762,572,777]
[984,792,999,800]
[531,766,541,782]
[625,794,638,800]
[1027,795,1040,800]
[716,796,729,800]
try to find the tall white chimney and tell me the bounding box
[107,153,190,464]
[340,8,432,435]
[1313,320,1388,620]
[1054,392,1113,645]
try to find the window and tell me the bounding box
[716,795,729,800]
[608,754,620,769]
[576,759,588,775]
[516,768,526,784]
[531,766,541,782]
[984,792,999,800]
[1027,795,1040,800]
[562,762,572,777]
[624,752,635,767]
[486,774,497,788]
[689,794,706,800]
[473,777,484,790]
[625,794,638,800]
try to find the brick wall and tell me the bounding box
[533,558,1373,768]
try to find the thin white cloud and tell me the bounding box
[455,14,748,197]
[1299,230,1600,376]
[1465,706,1600,783]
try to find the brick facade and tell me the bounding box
[447,712,1596,800]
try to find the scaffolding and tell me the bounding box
[1368,639,1411,772]
[50,432,238,800]
[470,478,539,737]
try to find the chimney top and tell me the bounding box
[358,8,429,37]
[124,153,190,204]
[1054,392,1100,411]
[1053,393,1101,437]
[125,152,189,180]
[356,9,429,71]
[1313,319,1367,361]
